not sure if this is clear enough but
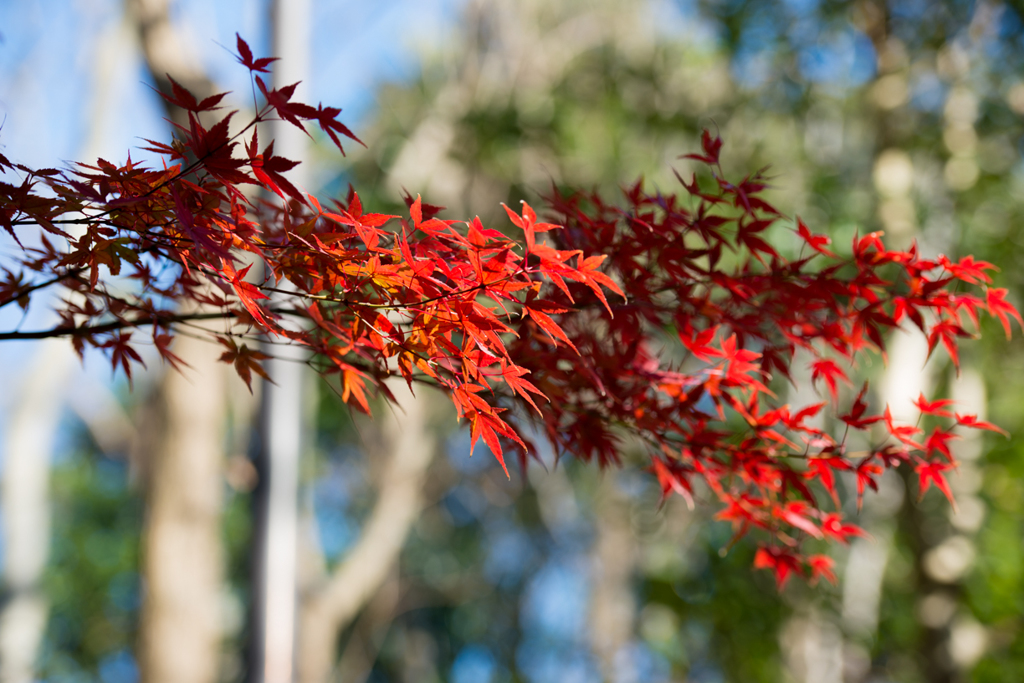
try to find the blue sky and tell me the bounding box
[0,0,465,168]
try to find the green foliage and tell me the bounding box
[41,450,141,681]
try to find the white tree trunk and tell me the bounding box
[0,341,73,683]
[589,474,637,681]
[246,3,311,683]
[136,330,227,683]
[126,2,229,682]
[297,380,437,683]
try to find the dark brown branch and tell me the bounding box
[0,242,178,312]
[0,266,89,310]
[0,310,239,340]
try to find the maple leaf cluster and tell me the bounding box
[499,131,1018,586]
[0,37,1015,587]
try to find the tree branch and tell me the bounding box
[0,267,89,311]
[0,310,239,340]
[297,380,437,683]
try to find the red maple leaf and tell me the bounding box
[913,393,955,418]
[235,33,278,73]
[754,546,802,589]
[795,217,836,257]
[819,513,868,544]
[217,338,272,393]
[915,460,958,511]
[924,426,959,462]
[808,554,837,585]
[810,358,849,405]
[986,288,1023,339]
[955,412,1009,437]
[502,200,561,254]
[650,457,695,510]
[222,261,271,328]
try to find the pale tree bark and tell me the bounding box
[0,341,74,683]
[906,9,999,675]
[297,380,437,683]
[860,6,996,682]
[0,10,139,679]
[134,326,227,683]
[127,0,217,120]
[778,345,854,683]
[258,3,448,679]
[781,5,957,679]
[124,2,228,683]
[329,571,402,683]
[324,6,654,680]
[588,474,638,682]
[124,4,440,681]
[834,326,926,683]
[247,3,311,682]
[783,7,998,678]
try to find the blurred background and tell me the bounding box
[1,0,1024,682]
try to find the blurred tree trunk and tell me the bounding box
[134,327,227,683]
[247,2,310,682]
[125,2,227,683]
[296,380,437,683]
[777,6,921,679]
[1,12,143,679]
[860,5,994,680]
[589,474,637,681]
[255,4,444,679]
[351,5,655,679]
[0,341,73,683]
